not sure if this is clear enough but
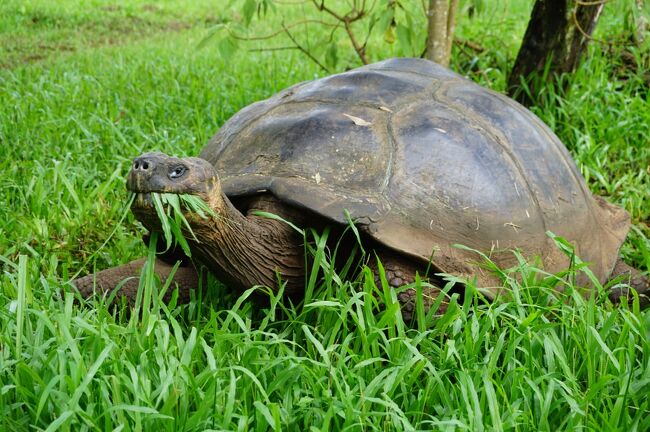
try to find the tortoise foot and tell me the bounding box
[607,259,650,310]
[72,258,200,304]
[369,251,449,322]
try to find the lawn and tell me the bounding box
[1,0,649,430]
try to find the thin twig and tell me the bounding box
[248,46,301,52]
[229,19,339,41]
[426,36,485,58]
[343,20,369,64]
[572,7,611,46]
[363,15,375,49]
[362,0,379,57]
[282,23,331,72]
[328,20,342,43]
[313,0,344,21]
[571,8,636,49]
[313,0,365,23]
[456,37,484,52]
[575,0,609,6]
[311,0,368,64]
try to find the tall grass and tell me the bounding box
[1,0,649,430]
[2,233,649,430]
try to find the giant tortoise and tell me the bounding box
[74,58,649,316]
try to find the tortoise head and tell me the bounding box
[127,152,220,204]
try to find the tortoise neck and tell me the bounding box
[192,192,306,294]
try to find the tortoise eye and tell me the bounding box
[169,166,187,179]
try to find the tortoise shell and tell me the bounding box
[200,58,629,295]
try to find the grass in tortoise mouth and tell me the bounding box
[129,192,218,257]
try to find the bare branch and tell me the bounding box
[311,0,369,64]
[248,46,302,52]
[445,0,460,61]
[455,37,484,53]
[313,0,365,23]
[229,19,339,41]
[575,0,609,5]
[313,0,344,21]
[572,6,609,45]
[343,21,369,63]
[571,2,632,47]
[282,23,331,72]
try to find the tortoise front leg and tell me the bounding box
[368,250,450,321]
[607,259,649,309]
[73,258,200,304]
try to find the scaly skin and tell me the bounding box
[608,259,650,309]
[73,258,200,304]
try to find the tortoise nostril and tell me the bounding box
[133,157,154,171]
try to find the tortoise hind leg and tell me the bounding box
[607,259,649,309]
[72,258,200,304]
[368,250,450,321]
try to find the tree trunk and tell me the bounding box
[634,0,648,46]
[444,0,460,63]
[507,0,604,106]
[425,0,459,66]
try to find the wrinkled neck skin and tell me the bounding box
[135,189,306,295]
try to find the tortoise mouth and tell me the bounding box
[129,188,224,247]
[129,188,222,230]
[129,189,219,211]
[132,192,154,209]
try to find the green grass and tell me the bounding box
[0,0,228,68]
[1,0,649,430]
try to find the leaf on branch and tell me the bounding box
[325,43,338,69]
[396,24,413,53]
[242,0,257,26]
[343,113,372,126]
[197,23,227,50]
[373,3,395,37]
[384,25,396,44]
[218,37,239,60]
